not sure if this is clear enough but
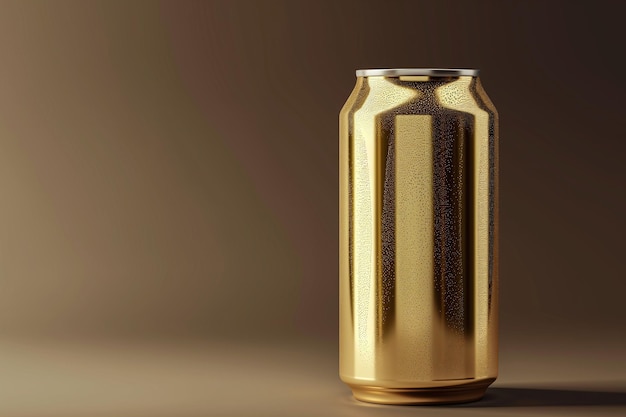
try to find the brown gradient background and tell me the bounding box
[0,1,624,416]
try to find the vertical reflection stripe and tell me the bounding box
[339,77,365,379]
[352,78,418,378]
[395,115,434,380]
[436,78,490,376]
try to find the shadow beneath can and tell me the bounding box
[457,386,626,407]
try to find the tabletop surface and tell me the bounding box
[0,338,624,417]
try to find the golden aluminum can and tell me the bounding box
[339,68,499,405]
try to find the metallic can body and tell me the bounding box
[339,69,499,404]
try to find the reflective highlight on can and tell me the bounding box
[339,69,499,404]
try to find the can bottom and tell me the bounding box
[348,378,495,405]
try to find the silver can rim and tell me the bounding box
[355,68,479,77]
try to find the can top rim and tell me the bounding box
[356,68,479,77]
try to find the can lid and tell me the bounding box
[355,68,479,77]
